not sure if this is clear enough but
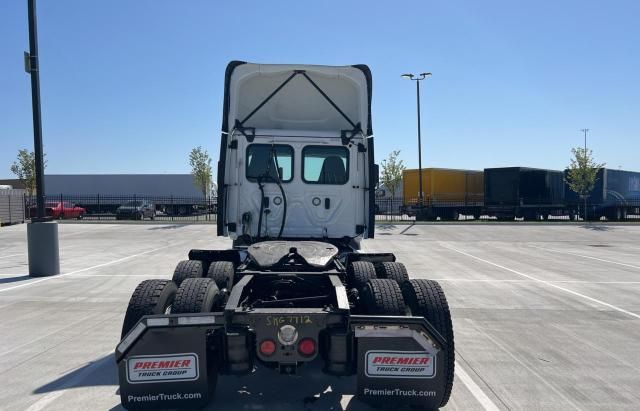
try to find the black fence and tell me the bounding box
[24,194,217,222]
[20,194,640,224]
[374,198,640,222]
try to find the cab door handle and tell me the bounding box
[325,198,330,209]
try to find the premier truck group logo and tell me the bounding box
[127,353,199,384]
[365,351,435,378]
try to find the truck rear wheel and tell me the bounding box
[348,261,377,290]
[377,261,409,285]
[172,278,219,314]
[207,261,235,291]
[401,279,455,408]
[361,279,406,315]
[121,279,177,338]
[172,260,203,287]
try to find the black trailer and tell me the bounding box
[484,167,566,220]
[565,168,640,220]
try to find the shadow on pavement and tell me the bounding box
[580,224,613,231]
[0,275,32,284]
[376,224,397,231]
[33,354,117,394]
[148,224,189,230]
[203,362,372,410]
[38,354,377,411]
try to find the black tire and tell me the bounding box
[348,261,377,290]
[361,279,406,315]
[121,279,177,338]
[401,279,455,408]
[172,278,220,314]
[377,261,409,285]
[172,260,203,287]
[207,261,235,290]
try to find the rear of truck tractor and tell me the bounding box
[116,62,455,410]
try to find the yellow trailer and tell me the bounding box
[401,168,484,219]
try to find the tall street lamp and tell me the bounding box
[402,72,432,207]
[25,0,60,277]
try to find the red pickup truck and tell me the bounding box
[29,202,86,219]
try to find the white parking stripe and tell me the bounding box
[432,279,640,284]
[441,244,640,320]
[0,244,172,293]
[530,245,640,270]
[454,361,501,411]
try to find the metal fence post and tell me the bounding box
[171,195,174,222]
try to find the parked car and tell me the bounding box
[115,200,155,220]
[29,201,86,219]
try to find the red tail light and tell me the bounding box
[298,338,316,356]
[259,339,276,356]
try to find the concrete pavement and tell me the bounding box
[1,222,639,410]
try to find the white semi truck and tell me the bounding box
[116,62,455,410]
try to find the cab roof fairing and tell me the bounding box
[221,62,373,137]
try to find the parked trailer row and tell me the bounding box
[400,167,640,221]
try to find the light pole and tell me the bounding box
[25,0,60,277]
[581,128,589,152]
[402,72,431,208]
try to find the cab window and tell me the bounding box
[302,146,349,184]
[246,144,293,182]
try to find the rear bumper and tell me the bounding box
[116,312,449,410]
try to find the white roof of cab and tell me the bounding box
[224,63,372,135]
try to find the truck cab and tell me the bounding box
[217,62,377,247]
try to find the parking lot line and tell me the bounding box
[529,245,640,270]
[454,361,501,411]
[0,244,173,293]
[441,244,640,320]
[432,279,640,284]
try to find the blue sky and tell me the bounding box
[1,0,639,176]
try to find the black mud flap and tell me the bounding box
[115,314,223,410]
[351,316,449,409]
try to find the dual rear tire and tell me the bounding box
[360,277,455,409]
[122,260,231,338]
[347,261,409,290]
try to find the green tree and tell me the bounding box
[565,147,605,219]
[10,149,46,195]
[380,150,406,198]
[189,146,213,197]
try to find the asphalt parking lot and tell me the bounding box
[1,222,639,410]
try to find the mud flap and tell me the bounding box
[115,314,222,410]
[352,316,448,409]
